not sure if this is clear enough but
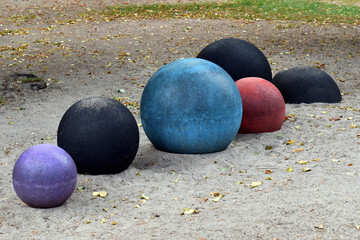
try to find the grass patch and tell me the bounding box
[95,0,360,24]
[0,96,5,105]
[12,73,43,83]
[18,76,43,83]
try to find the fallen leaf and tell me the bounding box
[286,140,296,145]
[294,148,304,152]
[112,221,117,225]
[315,224,324,229]
[265,170,273,174]
[265,177,273,180]
[181,208,199,215]
[211,195,224,202]
[286,167,294,172]
[101,219,106,224]
[92,192,100,197]
[99,191,107,198]
[265,145,273,150]
[250,182,262,188]
[294,126,301,130]
[141,194,150,200]
[297,160,308,165]
[210,192,220,197]
[302,167,311,172]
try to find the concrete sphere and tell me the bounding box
[236,77,286,133]
[12,144,77,208]
[197,38,272,82]
[140,58,242,154]
[57,97,139,175]
[272,66,342,103]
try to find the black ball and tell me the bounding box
[272,66,342,104]
[57,97,139,175]
[197,38,272,82]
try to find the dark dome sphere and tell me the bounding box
[272,66,342,104]
[197,38,272,82]
[57,97,139,175]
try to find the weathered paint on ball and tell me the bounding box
[140,58,242,154]
[236,77,286,133]
[12,144,77,208]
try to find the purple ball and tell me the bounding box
[13,144,77,208]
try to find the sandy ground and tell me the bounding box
[0,0,359,239]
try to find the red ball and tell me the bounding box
[236,77,286,133]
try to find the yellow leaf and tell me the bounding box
[92,192,100,197]
[250,182,262,188]
[211,195,224,202]
[286,167,294,172]
[265,177,273,180]
[101,219,106,224]
[112,221,117,225]
[181,208,199,215]
[315,224,324,229]
[210,192,220,197]
[294,126,301,130]
[141,194,150,200]
[302,167,311,172]
[298,160,308,165]
[286,140,296,145]
[294,148,304,153]
[99,191,107,198]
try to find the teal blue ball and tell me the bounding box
[140,58,242,154]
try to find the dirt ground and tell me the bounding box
[0,0,359,239]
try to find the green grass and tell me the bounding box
[94,0,360,24]
[0,96,5,105]
[17,76,43,83]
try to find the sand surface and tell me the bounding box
[0,0,359,239]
